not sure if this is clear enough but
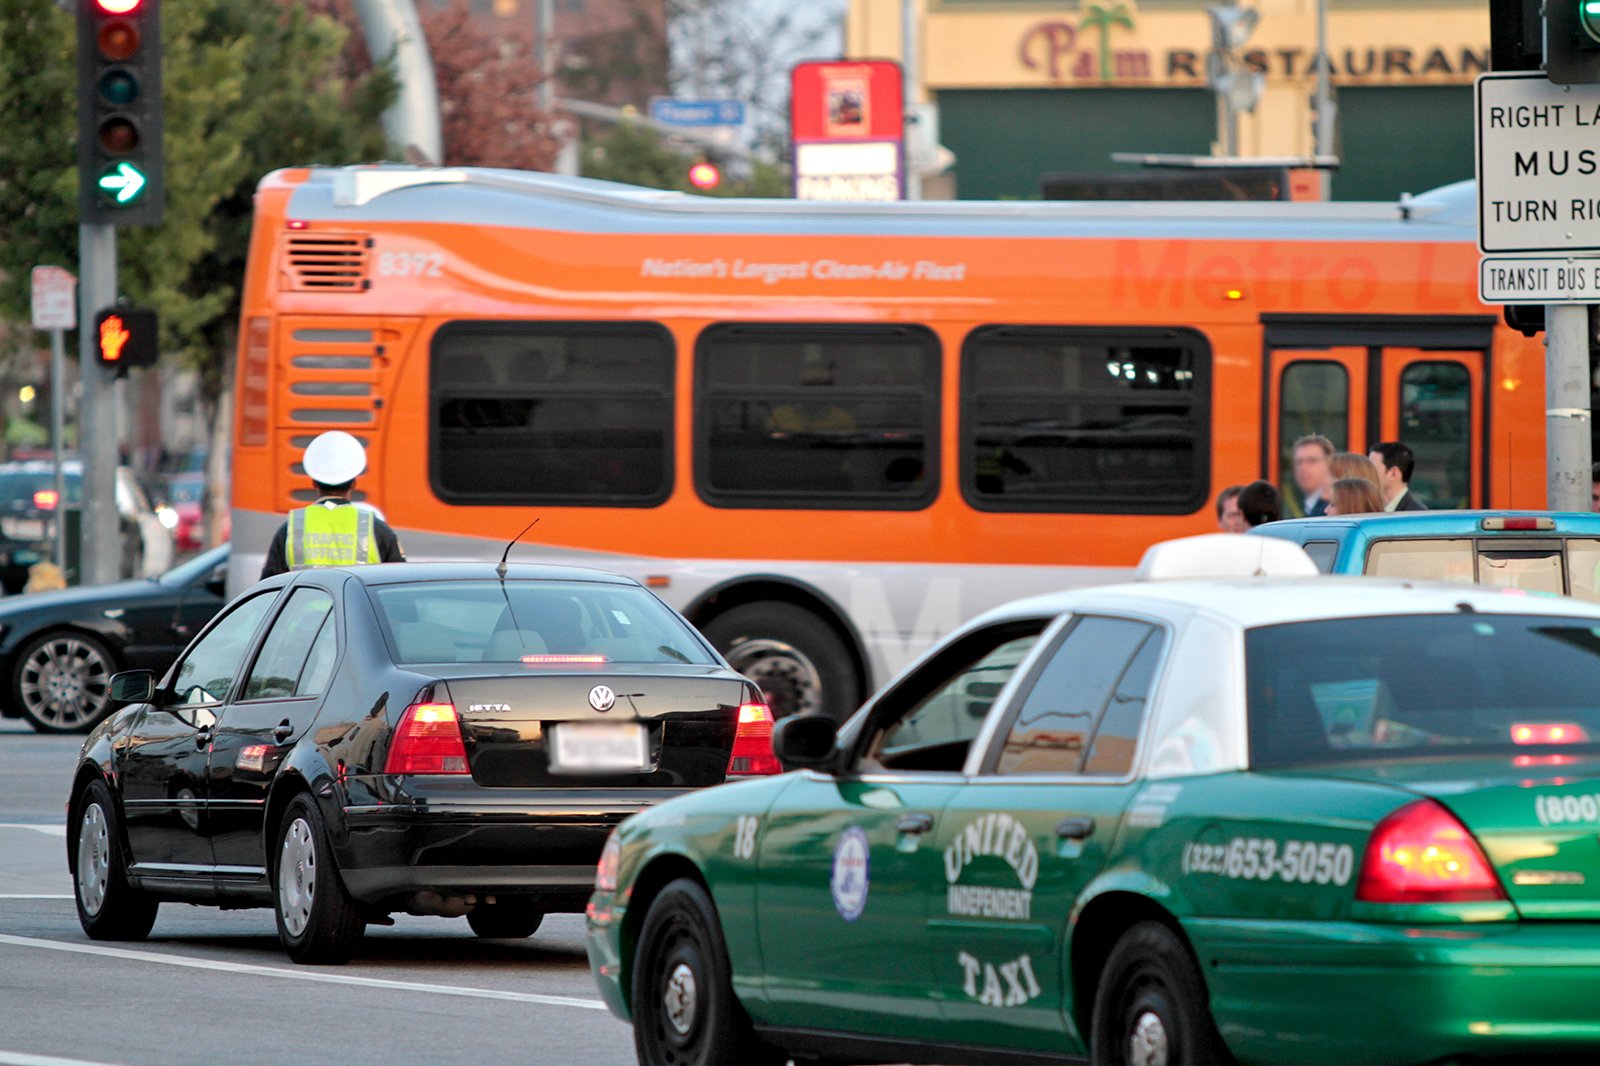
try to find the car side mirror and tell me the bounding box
[772,714,840,773]
[109,670,155,705]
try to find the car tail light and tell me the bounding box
[521,654,609,665]
[1357,799,1505,904]
[726,703,780,777]
[1511,722,1590,745]
[383,701,469,774]
[32,489,58,511]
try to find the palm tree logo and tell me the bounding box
[1081,3,1135,82]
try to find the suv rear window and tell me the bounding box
[369,580,715,666]
[1366,538,1600,602]
[1247,614,1600,768]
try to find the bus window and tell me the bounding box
[1277,361,1348,516]
[961,327,1208,513]
[429,322,674,506]
[695,324,940,509]
[1399,361,1471,509]
[1365,539,1474,583]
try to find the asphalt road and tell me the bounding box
[0,720,636,1066]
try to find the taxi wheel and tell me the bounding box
[272,794,365,965]
[631,879,781,1066]
[73,779,158,941]
[466,900,544,939]
[1091,921,1227,1066]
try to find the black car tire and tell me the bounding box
[272,793,365,965]
[73,778,158,941]
[631,879,782,1066]
[701,603,860,722]
[1091,920,1228,1066]
[466,900,544,939]
[15,630,117,734]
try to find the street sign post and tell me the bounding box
[790,60,905,202]
[648,98,746,128]
[1476,70,1600,510]
[29,266,76,573]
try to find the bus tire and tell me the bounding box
[701,603,861,722]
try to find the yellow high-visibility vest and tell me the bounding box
[285,503,380,570]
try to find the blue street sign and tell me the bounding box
[649,98,747,128]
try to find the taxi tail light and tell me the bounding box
[726,703,780,777]
[1356,799,1505,904]
[384,701,469,774]
[1511,722,1590,745]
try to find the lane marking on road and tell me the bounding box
[0,933,609,1011]
[0,824,67,837]
[0,895,74,900]
[0,1051,120,1066]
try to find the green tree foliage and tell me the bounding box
[0,0,393,393]
[582,120,788,198]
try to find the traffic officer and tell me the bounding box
[260,430,404,578]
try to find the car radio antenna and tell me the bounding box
[497,517,541,580]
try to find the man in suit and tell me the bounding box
[1369,441,1428,511]
[1292,434,1335,517]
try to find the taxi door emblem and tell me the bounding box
[589,685,616,712]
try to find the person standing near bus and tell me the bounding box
[260,431,405,579]
[1292,434,1335,517]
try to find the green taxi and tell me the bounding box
[587,540,1600,1065]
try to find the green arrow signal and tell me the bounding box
[97,162,147,205]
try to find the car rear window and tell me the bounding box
[1366,538,1600,603]
[1247,613,1600,768]
[369,580,715,666]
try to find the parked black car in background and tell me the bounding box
[0,545,228,733]
[67,562,774,963]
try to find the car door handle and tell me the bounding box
[1055,816,1096,840]
[273,720,293,744]
[194,726,213,750]
[895,812,935,835]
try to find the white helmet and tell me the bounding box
[302,431,367,485]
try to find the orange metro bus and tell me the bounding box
[230,165,1544,720]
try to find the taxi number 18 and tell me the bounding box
[1183,837,1354,886]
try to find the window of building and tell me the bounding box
[962,327,1209,513]
[696,324,940,509]
[431,322,673,506]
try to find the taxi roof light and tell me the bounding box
[383,701,469,775]
[1136,533,1319,581]
[1357,799,1504,904]
[727,702,780,777]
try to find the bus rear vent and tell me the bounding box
[282,233,372,292]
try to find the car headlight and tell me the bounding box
[595,832,622,893]
[156,506,179,530]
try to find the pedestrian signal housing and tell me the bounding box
[77,0,163,224]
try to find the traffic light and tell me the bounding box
[1547,0,1600,84]
[77,0,163,225]
[688,161,722,191]
[95,307,159,372]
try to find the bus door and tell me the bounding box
[1262,316,1496,514]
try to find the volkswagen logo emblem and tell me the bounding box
[588,685,616,712]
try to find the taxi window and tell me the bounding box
[865,623,1045,773]
[369,580,714,666]
[1247,613,1600,768]
[1365,539,1474,583]
[993,617,1160,776]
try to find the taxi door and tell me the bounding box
[929,614,1167,1054]
[754,619,1052,1043]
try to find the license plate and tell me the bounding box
[1,519,45,541]
[548,722,649,774]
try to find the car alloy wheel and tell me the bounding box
[277,815,317,938]
[18,633,113,733]
[76,802,110,917]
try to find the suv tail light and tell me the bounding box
[726,703,780,777]
[384,702,469,774]
[1357,799,1505,904]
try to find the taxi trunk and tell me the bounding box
[427,663,749,788]
[1304,754,1600,918]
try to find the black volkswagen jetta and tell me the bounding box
[67,562,773,964]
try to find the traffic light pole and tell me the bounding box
[77,223,120,586]
[1545,303,1593,511]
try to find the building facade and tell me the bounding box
[846,0,1488,201]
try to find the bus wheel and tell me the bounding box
[701,604,860,722]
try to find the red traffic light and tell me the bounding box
[688,162,721,190]
[94,0,144,14]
